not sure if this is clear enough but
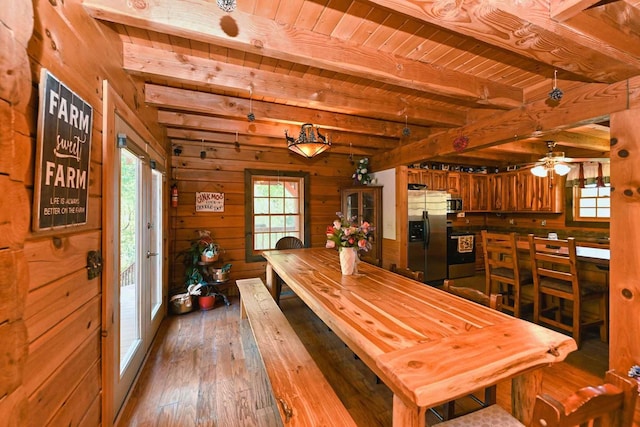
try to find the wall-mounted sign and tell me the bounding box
[195,192,224,212]
[33,70,93,231]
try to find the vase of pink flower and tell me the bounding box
[326,212,373,275]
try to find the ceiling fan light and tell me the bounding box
[531,165,548,177]
[554,163,571,176]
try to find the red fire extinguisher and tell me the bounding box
[171,184,178,208]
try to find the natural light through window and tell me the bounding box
[575,184,610,221]
[253,176,303,250]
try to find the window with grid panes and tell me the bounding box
[253,175,303,250]
[574,184,610,221]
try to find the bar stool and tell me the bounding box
[481,230,533,318]
[528,234,608,347]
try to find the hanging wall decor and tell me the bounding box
[33,69,93,231]
[453,135,469,152]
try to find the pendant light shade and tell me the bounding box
[285,123,331,158]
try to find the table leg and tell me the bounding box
[511,369,543,425]
[392,394,426,427]
[266,263,277,301]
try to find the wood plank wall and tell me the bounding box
[0,1,164,425]
[169,142,355,292]
[0,2,32,424]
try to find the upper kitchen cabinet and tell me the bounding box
[468,174,489,211]
[430,170,448,191]
[446,172,462,194]
[341,186,382,266]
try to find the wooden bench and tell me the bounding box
[236,278,357,427]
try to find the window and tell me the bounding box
[573,184,610,221]
[245,170,310,262]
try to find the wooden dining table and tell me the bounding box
[262,247,577,427]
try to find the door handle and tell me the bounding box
[147,251,159,258]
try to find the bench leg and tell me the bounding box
[240,298,247,319]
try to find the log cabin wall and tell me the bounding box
[2,1,640,425]
[0,0,164,425]
[169,142,355,292]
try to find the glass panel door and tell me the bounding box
[119,149,142,373]
[112,115,165,419]
[149,169,163,318]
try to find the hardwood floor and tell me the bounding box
[118,290,608,427]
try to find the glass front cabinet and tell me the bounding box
[341,186,382,266]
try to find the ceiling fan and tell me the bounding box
[529,141,609,178]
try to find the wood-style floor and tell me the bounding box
[117,287,608,427]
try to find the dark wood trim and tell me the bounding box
[244,169,311,263]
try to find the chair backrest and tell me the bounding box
[481,231,522,286]
[389,264,424,282]
[527,234,579,299]
[443,279,502,311]
[275,236,304,250]
[530,370,637,427]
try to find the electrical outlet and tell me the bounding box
[509,219,514,225]
[541,220,547,226]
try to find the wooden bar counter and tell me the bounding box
[262,248,577,427]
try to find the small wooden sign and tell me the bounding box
[195,192,224,212]
[33,69,93,231]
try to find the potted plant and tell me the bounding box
[175,230,223,309]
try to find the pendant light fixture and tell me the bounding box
[285,123,331,158]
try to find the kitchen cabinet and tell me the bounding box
[459,173,471,212]
[533,174,563,212]
[405,168,562,213]
[488,174,504,211]
[430,170,448,191]
[468,174,489,211]
[446,172,461,194]
[516,170,536,211]
[341,186,382,266]
[491,172,517,211]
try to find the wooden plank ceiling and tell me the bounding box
[83,0,640,168]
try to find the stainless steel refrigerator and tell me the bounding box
[407,185,448,283]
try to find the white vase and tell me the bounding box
[339,247,359,275]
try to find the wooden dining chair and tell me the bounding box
[481,230,533,318]
[273,236,304,304]
[437,370,637,427]
[389,264,424,282]
[528,234,608,347]
[435,280,502,421]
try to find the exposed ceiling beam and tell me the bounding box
[366,0,640,82]
[124,43,467,127]
[549,0,603,21]
[375,76,640,169]
[145,84,433,139]
[83,0,524,108]
[545,131,610,151]
[158,111,399,150]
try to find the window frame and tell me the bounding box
[244,169,311,262]
[572,184,610,222]
[564,184,609,229]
